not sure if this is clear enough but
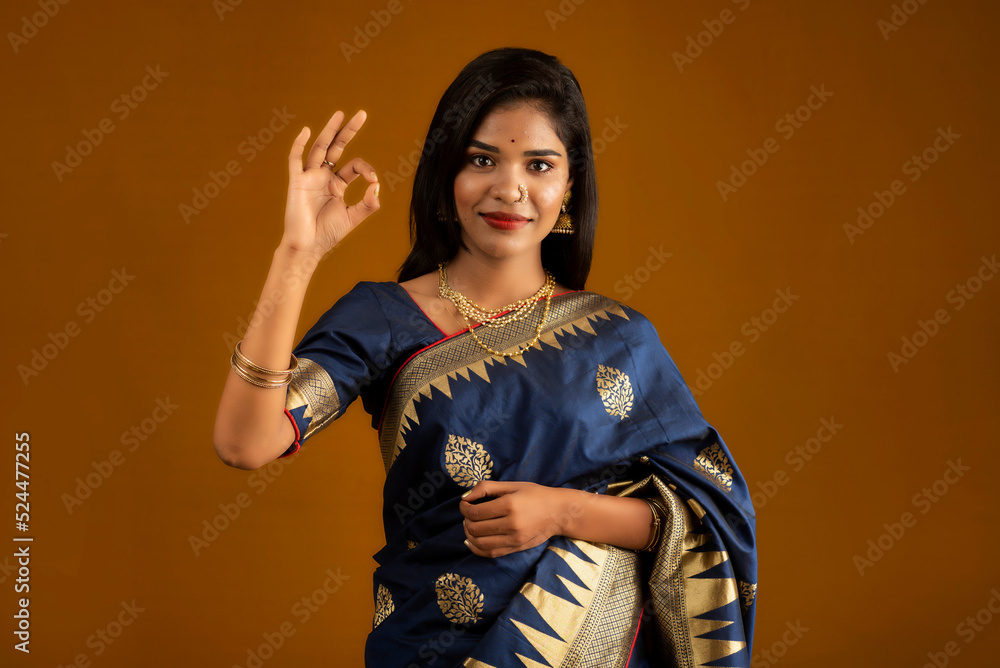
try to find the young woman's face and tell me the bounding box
[452,102,574,263]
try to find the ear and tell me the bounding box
[566,175,574,191]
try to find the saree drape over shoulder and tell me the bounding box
[279,281,757,668]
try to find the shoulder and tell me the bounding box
[335,280,408,307]
[335,279,442,339]
[307,281,397,333]
[557,289,653,326]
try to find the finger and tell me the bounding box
[304,110,346,170]
[287,126,311,179]
[464,537,491,557]
[459,496,507,522]
[460,481,487,503]
[323,109,367,169]
[465,539,508,559]
[344,179,381,230]
[462,479,513,501]
[466,533,540,558]
[464,516,507,539]
[464,533,509,558]
[327,157,377,198]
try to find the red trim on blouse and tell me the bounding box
[375,325,470,434]
[375,288,582,435]
[398,285,450,337]
[277,407,301,458]
[625,603,644,665]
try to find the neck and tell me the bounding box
[443,252,549,310]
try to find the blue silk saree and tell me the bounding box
[278,281,757,667]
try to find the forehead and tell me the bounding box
[471,103,563,148]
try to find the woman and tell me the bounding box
[214,47,757,667]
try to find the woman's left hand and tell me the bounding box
[459,480,574,558]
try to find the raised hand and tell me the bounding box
[282,109,380,259]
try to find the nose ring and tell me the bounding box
[516,184,528,204]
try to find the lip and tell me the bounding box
[480,211,530,230]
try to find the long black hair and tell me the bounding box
[396,47,598,290]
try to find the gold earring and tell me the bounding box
[436,204,452,222]
[550,190,574,234]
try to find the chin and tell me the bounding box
[460,232,539,260]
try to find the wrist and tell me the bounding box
[273,243,322,275]
[556,488,589,540]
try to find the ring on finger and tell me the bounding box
[322,160,336,171]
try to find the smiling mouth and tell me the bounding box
[479,212,531,230]
[480,211,529,222]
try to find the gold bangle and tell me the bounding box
[639,498,663,552]
[230,349,292,382]
[234,340,299,376]
[230,353,292,389]
[646,496,669,519]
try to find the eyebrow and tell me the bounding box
[468,139,562,158]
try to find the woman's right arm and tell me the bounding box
[213,109,380,470]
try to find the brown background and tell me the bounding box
[3,0,998,665]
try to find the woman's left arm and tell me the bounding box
[460,480,655,558]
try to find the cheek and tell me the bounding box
[537,182,566,211]
[453,173,480,208]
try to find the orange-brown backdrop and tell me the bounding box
[3,0,998,665]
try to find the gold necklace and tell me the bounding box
[437,263,555,358]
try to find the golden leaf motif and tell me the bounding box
[693,443,734,492]
[373,584,394,629]
[406,539,418,550]
[444,434,494,489]
[596,364,633,420]
[740,581,757,610]
[435,572,484,624]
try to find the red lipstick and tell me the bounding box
[480,211,529,230]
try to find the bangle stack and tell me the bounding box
[230,340,299,389]
[639,497,668,552]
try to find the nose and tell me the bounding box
[489,167,522,205]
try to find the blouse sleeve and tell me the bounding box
[276,282,393,458]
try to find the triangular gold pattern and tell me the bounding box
[511,655,548,668]
[378,293,630,471]
[505,540,607,666]
[635,476,747,668]
[683,528,743,665]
